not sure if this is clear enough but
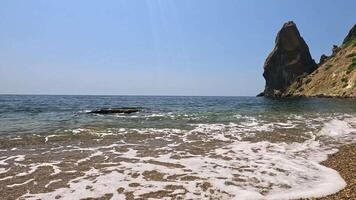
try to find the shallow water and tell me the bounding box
[0,95,355,199]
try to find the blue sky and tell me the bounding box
[0,0,355,96]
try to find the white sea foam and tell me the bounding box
[44,135,59,143]
[0,167,10,174]
[77,151,103,164]
[0,155,25,165]
[7,179,34,188]
[67,128,126,137]
[22,168,128,200]
[20,138,349,199]
[16,162,61,177]
[266,164,345,199]
[319,118,356,138]
[71,128,86,134]
[0,175,13,181]
[14,155,25,162]
[12,115,356,199]
[45,179,62,188]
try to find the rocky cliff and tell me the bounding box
[259,21,317,97]
[284,24,356,98]
[259,22,356,98]
[343,24,356,44]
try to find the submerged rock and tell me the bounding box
[89,108,140,114]
[260,21,317,97]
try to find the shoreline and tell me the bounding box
[0,139,354,199]
[257,94,356,99]
[317,144,355,200]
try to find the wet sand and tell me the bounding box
[0,118,354,199]
[317,144,355,200]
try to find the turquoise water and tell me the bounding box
[0,95,355,199]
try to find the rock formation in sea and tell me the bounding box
[284,24,356,98]
[260,21,317,97]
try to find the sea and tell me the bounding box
[0,95,355,200]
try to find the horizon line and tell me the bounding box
[0,93,256,97]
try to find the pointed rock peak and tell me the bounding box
[343,24,356,44]
[260,21,316,97]
[274,21,304,52]
[282,21,296,28]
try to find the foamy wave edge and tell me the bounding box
[12,116,356,199]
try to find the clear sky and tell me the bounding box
[0,0,355,96]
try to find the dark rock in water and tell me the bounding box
[256,92,264,97]
[89,108,140,114]
[261,21,317,97]
[343,24,356,44]
[319,54,328,64]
